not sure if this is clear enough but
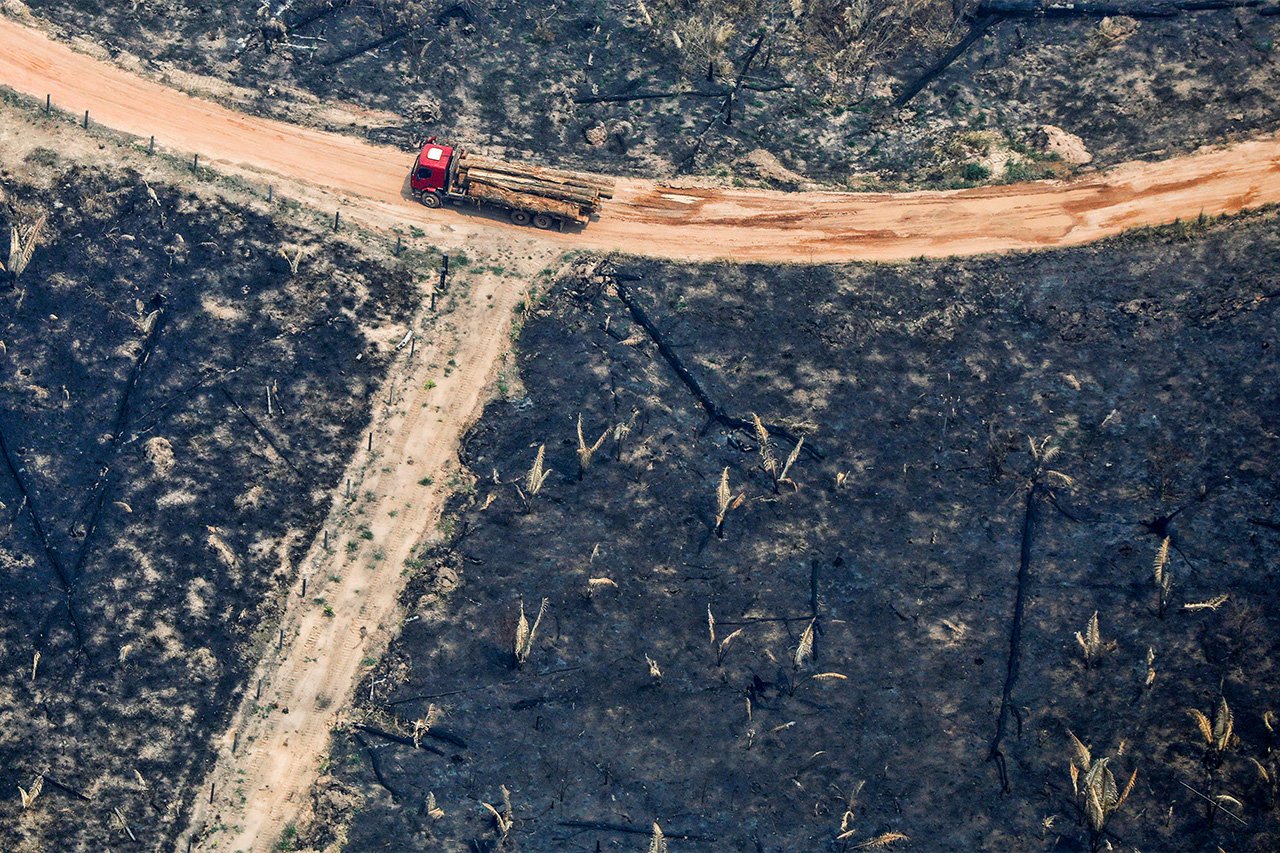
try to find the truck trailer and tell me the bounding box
[409,141,614,229]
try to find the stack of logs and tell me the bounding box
[455,153,615,224]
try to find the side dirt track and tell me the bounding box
[3,13,1280,264]
[177,256,556,853]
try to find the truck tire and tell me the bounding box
[419,192,442,209]
[509,210,531,226]
[532,213,554,230]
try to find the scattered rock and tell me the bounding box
[410,96,441,125]
[583,123,608,147]
[1034,125,1093,166]
[144,436,175,476]
[1093,15,1138,46]
[298,776,365,851]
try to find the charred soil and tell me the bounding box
[331,215,1278,851]
[0,158,416,851]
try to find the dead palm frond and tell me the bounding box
[18,775,43,810]
[1183,594,1229,612]
[1028,435,1074,489]
[851,833,910,849]
[481,785,514,842]
[717,627,745,666]
[645,654,663,684]
[1249,756,1278,806]
[713,467,745,538]
[1153,536,1172,617]
[30,650,40,683]
[515,444,552,510]
[278,243,308,275]
[513,597,548,667]
[1067,732,1136,852]
[1144,647,1157,688]
[706,604,743,665]
[412,704,442,749]
[1075,611,1114,668]
[2,214,46,282]
[1189,697,1235,754]
[575,413,610,478]
[836,780,865,840]
[649,821,668,853]
[612,409,639,460]
[426,791,445,820]
[794,618,816,671]
[752,413,803,492]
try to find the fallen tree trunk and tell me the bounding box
[320,28,406,67]
[894,14,1001,107]
[605,266,821,460]
[988,482,1040,794]
[572,81,792,105]
[286,0,354,33]
[977,0,1264,15]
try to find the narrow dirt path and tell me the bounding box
[176,258,552,853]
[2,14,1279,263]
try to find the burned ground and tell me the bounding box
[15,1,1280,186]
[0,160,416,850]
[329,215,1279,851]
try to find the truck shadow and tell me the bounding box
[395,178,590,235]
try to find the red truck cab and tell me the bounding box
[409,141,455,207]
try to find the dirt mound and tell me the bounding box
[1035,124,1093,166]
[739,148,816,189]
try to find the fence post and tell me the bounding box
[193,153,199,171]
[267,184,274,202]
[45,94,50,114]
[148,135,155,154]
[334,210,341,231]
[83,110,89,129]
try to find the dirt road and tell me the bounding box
[3,14,1280,263]
[174,258,552,853]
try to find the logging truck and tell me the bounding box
[409,140,614,229]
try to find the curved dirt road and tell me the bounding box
[3,14,1280,263]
